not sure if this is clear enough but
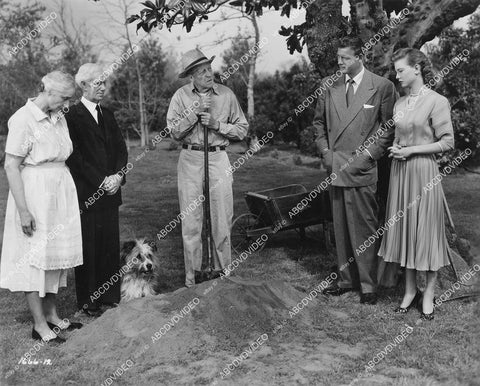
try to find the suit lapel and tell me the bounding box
[101,109,113,143]
[333,70,377,144]
[76,102,106,143]
[330,75,347,121]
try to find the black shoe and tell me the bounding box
[47,321,83,331]
[195,270,206,284]
[208,270,225,280]
[420,310,434,321]
[360,292,378,305]
[80,308,103,317]
[322,285,355,296]
[32,328,66,343]
[394,290,422,314]
[101,303,119,309]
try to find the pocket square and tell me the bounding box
[363,104,375,109]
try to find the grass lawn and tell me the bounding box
[0,140,479,385]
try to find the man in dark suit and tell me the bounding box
[314,37,397,304]
[66,63,128,316]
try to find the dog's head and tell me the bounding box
[120,239,158,278]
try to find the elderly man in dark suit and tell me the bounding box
[66,63,128,316]
[314,37,397,304]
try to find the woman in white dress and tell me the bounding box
[0,71,83,342]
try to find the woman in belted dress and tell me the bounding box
[0,71,83,342]
[378,48,455,320]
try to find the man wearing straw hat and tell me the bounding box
[167,49,248,287]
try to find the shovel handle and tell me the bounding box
[203,123,214,271]
[443,193,456,234]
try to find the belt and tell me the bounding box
[182,144,226,152]
[24,162,66,169]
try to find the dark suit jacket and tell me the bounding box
[66,101,128,212]
[314,69,397,187]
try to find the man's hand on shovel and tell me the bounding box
[198,112,219,130]
[198,95,219,130]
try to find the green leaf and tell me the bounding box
[279,26,291,36]
[184,14,196,32]
[280,3,290,18]
[126,15,140,24]
[141,1,157,10]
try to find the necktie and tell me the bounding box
[346,79,355,108]
[95,104,106,136]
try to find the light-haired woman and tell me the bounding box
[378,48,455,320]
[0,71,83,342]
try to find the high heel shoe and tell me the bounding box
[47,321,83,331]
[394,290,421,314]
[32,328,66,343]
[419,297,436,321]
[421,309,435,320]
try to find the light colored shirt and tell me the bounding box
[345,66,365,95]
[167,81,249,146]
[345,65,373,159]
[81,96,101,124]
[345,66,372,158]
[5,99,72,166]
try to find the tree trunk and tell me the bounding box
[124,18,148,147]
[304,0,480,77]
[247,12,259,137]
[305,0,349,77]
[375,0,480,75]
[136,67,148,146]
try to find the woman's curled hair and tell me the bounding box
[392,48,435,87]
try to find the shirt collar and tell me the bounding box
[81,96,100,114]
[191,81,219,95]
[345,66,365,85]
[26,98,49,122]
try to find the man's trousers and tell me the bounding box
[177,149,233,287]
[330,184,379,294]
[75,208,121,309]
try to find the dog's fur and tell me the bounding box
[120,239,159,302]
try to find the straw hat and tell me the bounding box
[178,48,215,78]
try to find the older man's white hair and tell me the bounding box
[41,71,76,94]
[75,63,104,86]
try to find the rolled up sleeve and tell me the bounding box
[218,92,249,141]
[167,91,199,141]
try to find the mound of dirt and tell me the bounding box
[61,277,314,384]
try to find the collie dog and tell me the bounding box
[120,239,159,302]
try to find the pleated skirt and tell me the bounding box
[378,155,450,271]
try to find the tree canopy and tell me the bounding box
[122,0,480,76]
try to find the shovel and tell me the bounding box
[198,103,217,282]
[442,194,477,289]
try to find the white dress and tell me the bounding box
[0,99,83,297]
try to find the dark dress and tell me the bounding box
[66,100,128,309]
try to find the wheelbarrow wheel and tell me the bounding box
[231,213,266,255]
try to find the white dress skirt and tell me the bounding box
[0,99,83,297]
